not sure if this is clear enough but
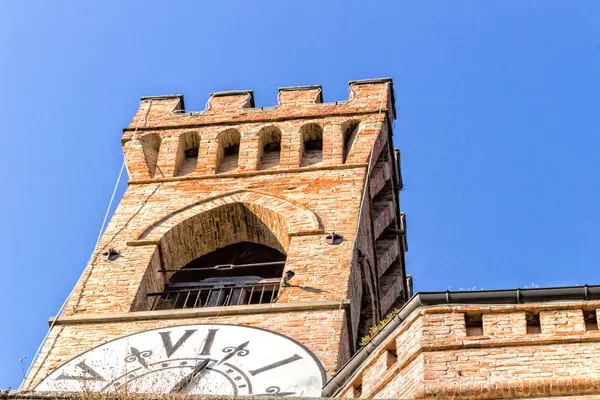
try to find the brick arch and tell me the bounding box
[130,191,322,312]
[139,133,162,177]
[257,125,282,170]
[341,119,362,164]
[300,123,324,167]
[137,190,322,243]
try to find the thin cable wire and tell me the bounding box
[20,110,148,389]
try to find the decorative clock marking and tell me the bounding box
[125,347,152,369]
[36,324,325,397]
[218,341,250,365]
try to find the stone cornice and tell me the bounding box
[127,163,368,185]
[122,109,390,136]
[50,300,351,326]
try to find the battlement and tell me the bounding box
[335,298,600,399]
[127,78,394,130]
[122,79,397,182]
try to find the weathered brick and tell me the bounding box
[25,79,406,392]
[336,303,600,399]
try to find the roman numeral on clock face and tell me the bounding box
[37,324,324,397]
[56,361,105,382]
[158,328,218,357]
[249,354,303,376]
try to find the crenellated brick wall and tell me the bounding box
[336,301,600,399]
[24,79,407,390]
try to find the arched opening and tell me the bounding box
[342,120,361,164]
[258,126,281,170]
[140,134,162,177]
[176,131,200,176]
[300,123,323,167]
[138,200,293,311]
[152,242,286,309]
[217,129,240,173]
[132,192,321,313]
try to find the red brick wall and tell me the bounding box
[25,80,407,390]
[26,310,345,389]
[337,301,600,399]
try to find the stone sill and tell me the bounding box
[49,300,350,327]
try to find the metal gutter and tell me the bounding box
[322,284,600,397]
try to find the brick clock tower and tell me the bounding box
[24,79,407,397]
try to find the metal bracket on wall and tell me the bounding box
[326,232,343,245]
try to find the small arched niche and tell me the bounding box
[139,133,162,177]
[300,123,323,167]
[342,120,361,164]
[158,242,287,309]
[176,131,200,176]
[217,129,241,173]
[258,126,282,170]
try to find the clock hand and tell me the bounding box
[217,341,250,365]
[169,359,210,394]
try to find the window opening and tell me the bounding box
[342,121,360,163]
[219,144,239,172]
[259,127,282,170]
[353,383,362,399]
[140,134,162,177]
[185,148,199,158]
[526,312,541,334]
[177,132,200,176]
[585,311,598,331]
[386,347,398,368]
[465,313,483,336]
[300,124,323,167]
[217,129,241,173]
[148,242,286,310]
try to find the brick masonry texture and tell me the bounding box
[20,80,600,400]
[24,80,407,390]
[336,302,600,399]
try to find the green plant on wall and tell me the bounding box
[359,308,400,347]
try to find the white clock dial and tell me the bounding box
[35,324,325,397]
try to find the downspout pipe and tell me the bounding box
[322,284,600,397]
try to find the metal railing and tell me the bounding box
[147,281,280,310]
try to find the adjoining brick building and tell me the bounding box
[17,78,600,399]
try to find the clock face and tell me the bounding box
[35,324,326,397]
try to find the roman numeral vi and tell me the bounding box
[158,328,218,358]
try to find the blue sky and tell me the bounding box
[1,0,599,389]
